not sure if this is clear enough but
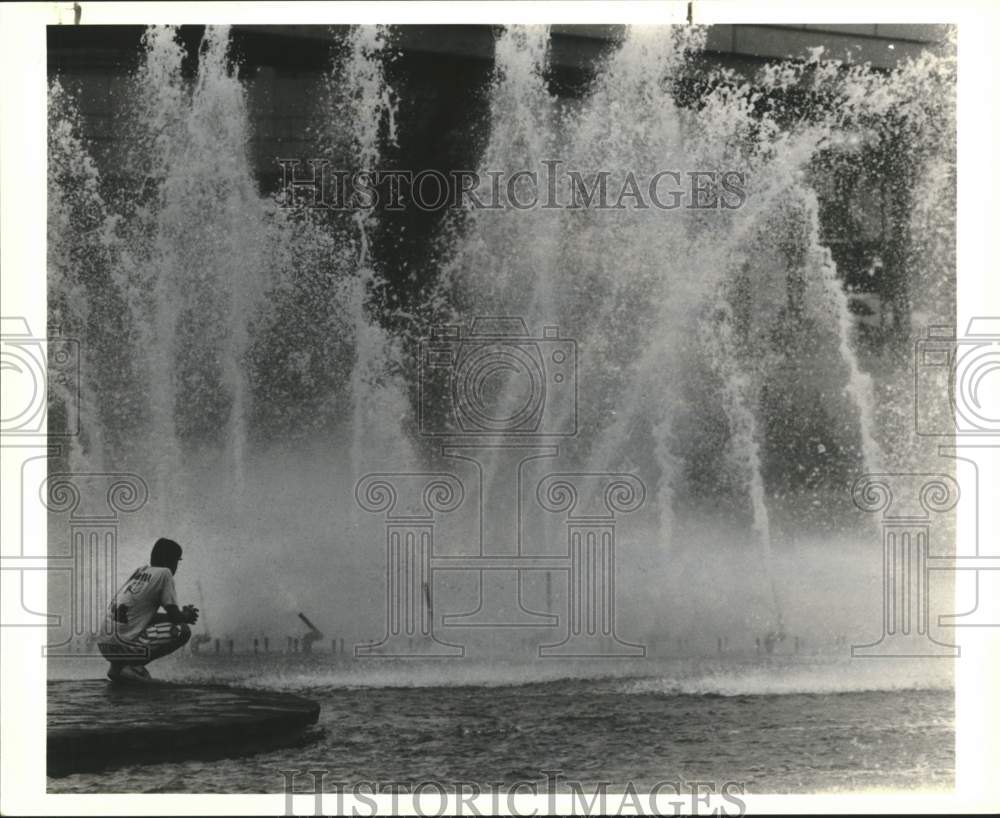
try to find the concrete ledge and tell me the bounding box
[48,679,321,777]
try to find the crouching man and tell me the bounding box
[99,537,199,683]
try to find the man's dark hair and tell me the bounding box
[150,537,182,567]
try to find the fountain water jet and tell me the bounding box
[112,26,276,509]
[46,23,955,651]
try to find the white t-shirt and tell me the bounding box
[106,564,178,641]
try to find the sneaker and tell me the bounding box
[106,664,122,682]
[118,665,153,683]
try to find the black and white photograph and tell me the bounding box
[1,0,998,814]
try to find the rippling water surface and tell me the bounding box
[48,653,953,794]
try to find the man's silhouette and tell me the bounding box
[98,538,199,683]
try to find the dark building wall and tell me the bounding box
[47,23,951,189]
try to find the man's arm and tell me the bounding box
[163,604,198,624]
[156,572,198,624]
